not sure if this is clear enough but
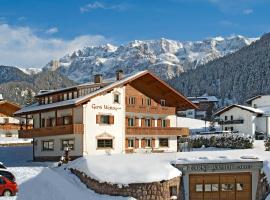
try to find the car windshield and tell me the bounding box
[0,170,15,182]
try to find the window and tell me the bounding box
[68,92,73,100]
[224,127,228,131]
[100,115,110,124]
[48,96,53,104]
[170,186,177,197]
[42,140,54,151]
[41,118,45,127]
[97,139,113,148]
[114,93,120,103]
[205,184,212,192]
[145,118,151,127]
[4,118,9,124]
[231,115,233,120]
[50,118,56,126]
[161,99,166,106]
[159,138,169,147]
[145,138,151,147]
[236,183,244,191]
[146,98,151,106]
[196,184,203,192]
[231,127,234,131]
[45,97,48,104]
[128,97,136,105]
[128,118,135,127]
[41,98,45,105]
[64,93,67,100]
[161,119,166,127]
[221,183,234,191]
[59,94,63,101]
[212,184,219,191]
[62,139,75,150]
[63,116,71,125]
[225,116,228,121]
[254,104,257,108]
[128,139,134,148]
[74,91,78,98]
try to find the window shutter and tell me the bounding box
[96,115,100,124]
[141,118,145,127]
[135,138,139,148]
[57,117,63,125]
[166,119,170,127]
[126,117,128,127]
[135,117,139,126]
[157,119,162,127]
[152,138,155,148]
[125,138,128,149]
[151,119,155,127]
[69,116,73,124]
[109,115,114,124]
[141,139,145,148]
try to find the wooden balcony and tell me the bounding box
[18,124,84,138]
[126,105,176,115]
[126,127,189,136]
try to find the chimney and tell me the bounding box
[116,70,124,81]
[94,74,103,84]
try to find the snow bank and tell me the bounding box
[0,137,32,145]
[68,154,181,185]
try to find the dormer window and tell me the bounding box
[161,99,166,107]
[113,93,120,103]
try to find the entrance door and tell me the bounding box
[189,173,252,200]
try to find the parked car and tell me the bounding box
[0,162,7,169]
[0,169,15,182]
[0,175,18,196]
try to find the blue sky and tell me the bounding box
[0,0,269,67]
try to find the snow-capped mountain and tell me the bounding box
[44,35,256,83]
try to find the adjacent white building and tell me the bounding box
[215,95,270,137]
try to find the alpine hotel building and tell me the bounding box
[15,70,196,161]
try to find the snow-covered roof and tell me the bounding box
[15,71,148,115]
[215,104,264,116]
[188,94,218,103]
[15,70,197,115]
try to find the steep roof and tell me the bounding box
[246,95,262,104]
[0,100,21,116]
[215,104,264,116]
[15,70,197,115]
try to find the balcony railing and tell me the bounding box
[126,105,176,115]
[18,124,84,138]
[218,119,244,125]
[126,127,189,136]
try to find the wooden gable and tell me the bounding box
[0,101,21,117]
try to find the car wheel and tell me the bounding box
[3,190,12,196]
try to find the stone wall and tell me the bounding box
[70,168,181,200]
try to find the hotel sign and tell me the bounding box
[91,104,121,111]
[176,161,263,173]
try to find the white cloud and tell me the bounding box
[0,24,110,68]
[46,27,58,34]
[80,1,128,13]
[243,8,253,15]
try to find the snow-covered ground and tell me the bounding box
[0,141,269,199]
[0,146,134,200]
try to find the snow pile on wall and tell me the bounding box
[68,154,181,185]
